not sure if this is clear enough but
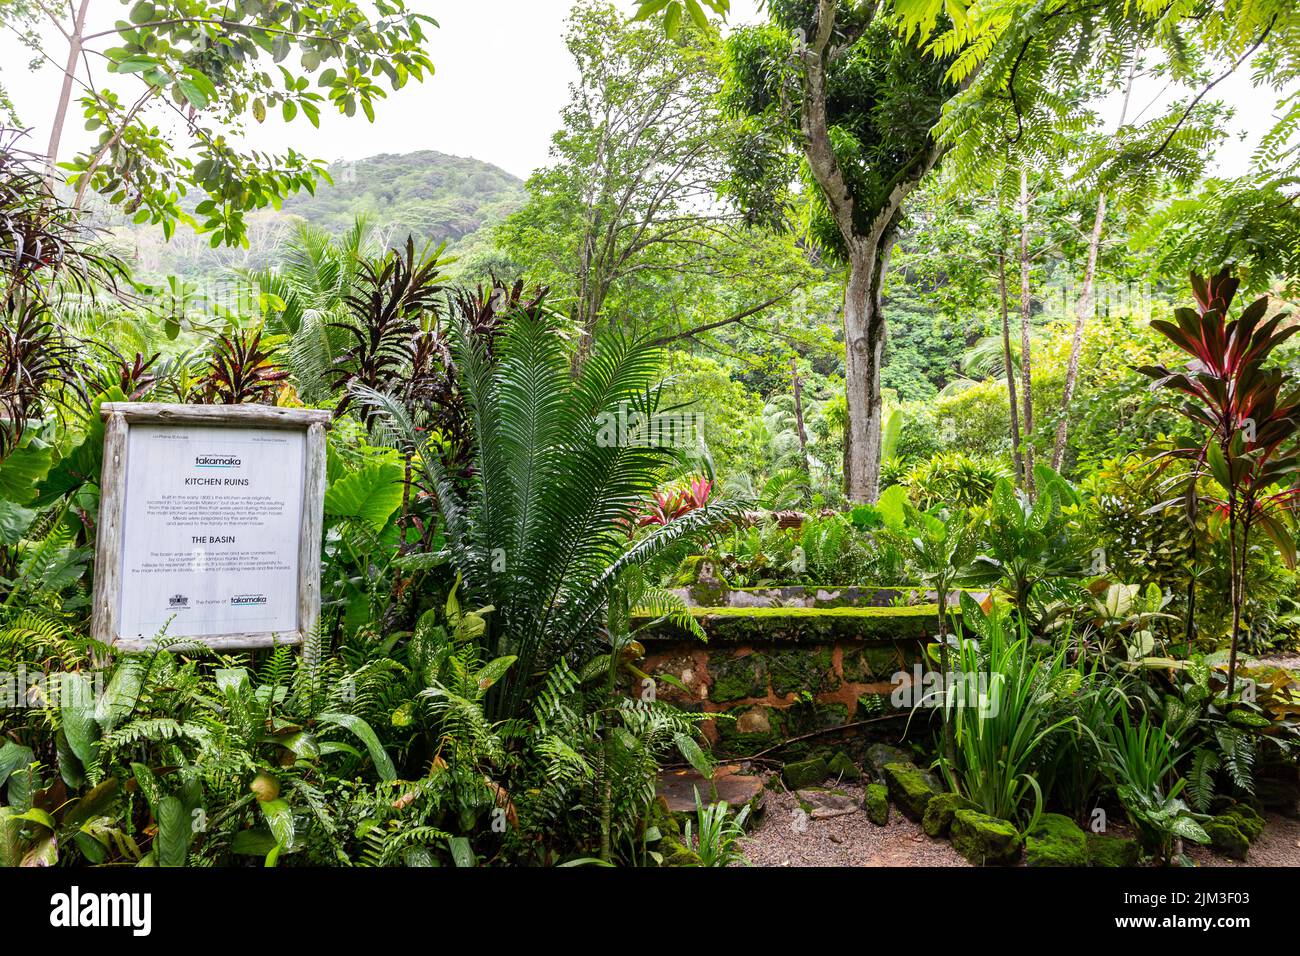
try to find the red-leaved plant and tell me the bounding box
[1138,269,1300,694]
[633,476,713,528]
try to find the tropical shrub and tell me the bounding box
[902,451,1012,511]
[1138,269,1300,693]
[936,598,1082,826]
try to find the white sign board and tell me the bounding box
[92,404,329,652]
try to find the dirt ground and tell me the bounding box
[739,782,970,867]
[738,778,1300,867]
[1186,812,1300,867]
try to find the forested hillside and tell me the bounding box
[117,150,524,279]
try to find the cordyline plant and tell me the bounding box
[633,476,713,528]
[197,328,290,404]
[1137,270,1300,695]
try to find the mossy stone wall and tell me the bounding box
[639,599,939,758]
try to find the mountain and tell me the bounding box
[118,150,526,279]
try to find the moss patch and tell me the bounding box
[782,756,828,790]
[865,743,912,778]
[639,604,939,644]
[710,652,767,702]
[769,646,835,696]
[1024,813,1087,867]
[773,700,848,738]
[826,751,861,781]
[1221,803,1265,843]
[842,643,905,682]
[1085,832,1140,867]
[1204,817,1250,860]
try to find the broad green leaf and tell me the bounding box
[63,777,121,828]
[324,462,405,532]
[0,442,52,504]
[0,749,27,797]
[258,798,294,850]
[156,795,191,867]
[447,835,476,867]
[473,655,516,692]
[231,829,278,855]
[317,712,396,780]
[112,57,158,74]
[673,732,714,778]
[0,499,35,546]
[877,484,910,532]
[61,672,100,769]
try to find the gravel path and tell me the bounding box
[1245,653,1300,672]
[738,777,1300,867]
[738,781,970,867]
[1188,812,1300,867]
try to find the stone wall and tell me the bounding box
[640,597,942,758]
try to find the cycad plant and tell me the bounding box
[1138,269,1300,694]
[360,313,736,720]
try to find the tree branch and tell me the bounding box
[647,288,797,345]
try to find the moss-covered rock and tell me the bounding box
[864,783,890,825]
[1024,813,1088,867]
[782,756,828,790]
[1085,832,1140,867]
[922,792,978,838]
[648,795,681,841]
[712,714,779,758]
[1205,817,1251,860]
[1221,803,1265,843]
[864,743,912,778]
[826,751,861,781]
[882,762,940,821]
[951,810,1022,866]
[710,652,767,702]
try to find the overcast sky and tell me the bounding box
[0,0,1281,182]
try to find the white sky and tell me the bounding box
[0,0,1281,182]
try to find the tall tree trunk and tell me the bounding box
[998,251,1026,487]
[1052,61,1135,471]
[794,0,939,504]
[46,0,93,186]
[843,236,890,504]
[791,356,811,475]
[1017,168,1036,494]
[1051,192,1106,470]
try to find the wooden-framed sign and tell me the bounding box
[91,403,330,652]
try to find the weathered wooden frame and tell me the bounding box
[91,403,331,653]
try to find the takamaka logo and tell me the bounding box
[194,454,241,468]
[168,594,189,608]
[230,593,268,607]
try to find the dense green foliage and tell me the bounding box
[4,0,1300,871]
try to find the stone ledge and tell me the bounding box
[638,605,942,644]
